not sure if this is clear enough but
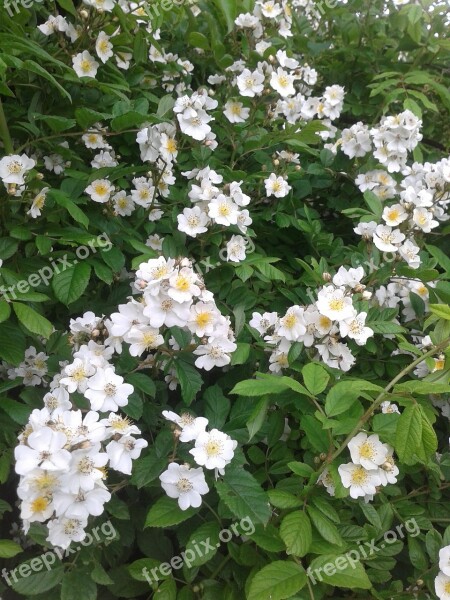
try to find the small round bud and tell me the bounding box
[79,9,89,18]
[273,159,280,166]
[416,579,424,586]
[322,272,332,282]
[7,184,16,195]
[319,452,327,461]
[36,172,44,180]
[362,290,372,300]
[354,283,365,293]
[314,456,321,465]
[295,165,301,171]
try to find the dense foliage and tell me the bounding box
[0,0,449,599]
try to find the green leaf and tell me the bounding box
[0,322,26,365]
[126,373,156,398]
[302,363,330,395]
[50,190,89,229]
[185,522,221,566]
[61,570,97,600]
[247,561,307,600]
[12,303,53,338]
[11,566,64,595]
[128,558,165,582]
[216,465,271,525]
[308,553,371,589]
[145,496,197,528]
[204,385,230,429]
[130,452,166,489]
[267,490,302,509]
[307,506,344,545]
[287,461,315,477]
[325,380,381,417]
[0,539,22,558]
[0,300,11,323]
[52,263,91,305]
[230,374,311,397]
[247,397,270,441]
[280,511,312,557]
[429,304,450,320]
[395,404,422,463]
[175,358,203,405]
[55,0,77,16]
[22,60,71,101]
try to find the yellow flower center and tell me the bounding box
[350,466,369,485]
[31,497,49,513]
[329,298,344,311]
[165,139,177,153]
[359,442,375,460]
[175,276,190,292]
[196,312,212,327]
[205,439,223,457]
[80,59,92,73]
[94,183,109,196]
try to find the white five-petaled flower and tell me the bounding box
[439,546,450,577]
[106,435,148,475]
[264,173,291,198]
[84,367,134,412]
[348,432,389,470]
[159,463,209,510]
[85,179,114,203]
[338,462,382,499]
[95,31,113,63]
[72,51,99,78]
[15,428,71,475]
[316,286,355,321]
[224,101,250,123]
[0,154,35,185]
[236,68,265,97]
[190,429,237,470]
[270,67,296,97]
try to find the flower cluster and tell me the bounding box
[324,432,398,501]
[108,256,236,375]
[250,266,374,373]
[159,411,237,510]
[3,346,48,387]
[14,347,147,549]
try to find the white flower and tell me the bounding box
[316,286,355,321]
[208,195,239,226]
[160,463,209,510]
[187,303,219,337]
[95,31,113,63]
[249,311,278,334]
[146,234,164,251]
[64,446,108,492]
[190,429,237,470]
[381,401,400,414]
[382,203,408,226]
[338,463,382,499]
[339,312,374,345]
[226,235,247,262]
[177,206,209,237]
[270,67,296,97]
[46,517,87,550]
[0,154,35,185]
[15,428,71,475]
[176,107,212,141]
[113,191,135,216]
[435,571,450,600]
[348,432,389,470]
[162,411,209,442]
[127,326,164,357]
[53,486,111,520]
[60,358,95,393]
[354,221,377,239]
[318,467,335,497]
[84,367,133,412]
[160,132,178,162]
[439,547,450,577]
[264,173,291,198]
[412,207,438,233]
[85,179,114,203]
[21,495,54,523]
[224,101,250,123]
[372,225,405,252]
[27,187,49,218]
[236,69,265,97]
[142,292,191,328]
[168,268,201,303]
[106,435,148,475]
[194,337,237,370]
[72,51,99,78]
[332,266,365,288]
[399,240,421,268]
[277,306,307,340]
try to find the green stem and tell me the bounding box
[315,337,450,478]
[0,99,14,155]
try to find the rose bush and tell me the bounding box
[0,0,449,599]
